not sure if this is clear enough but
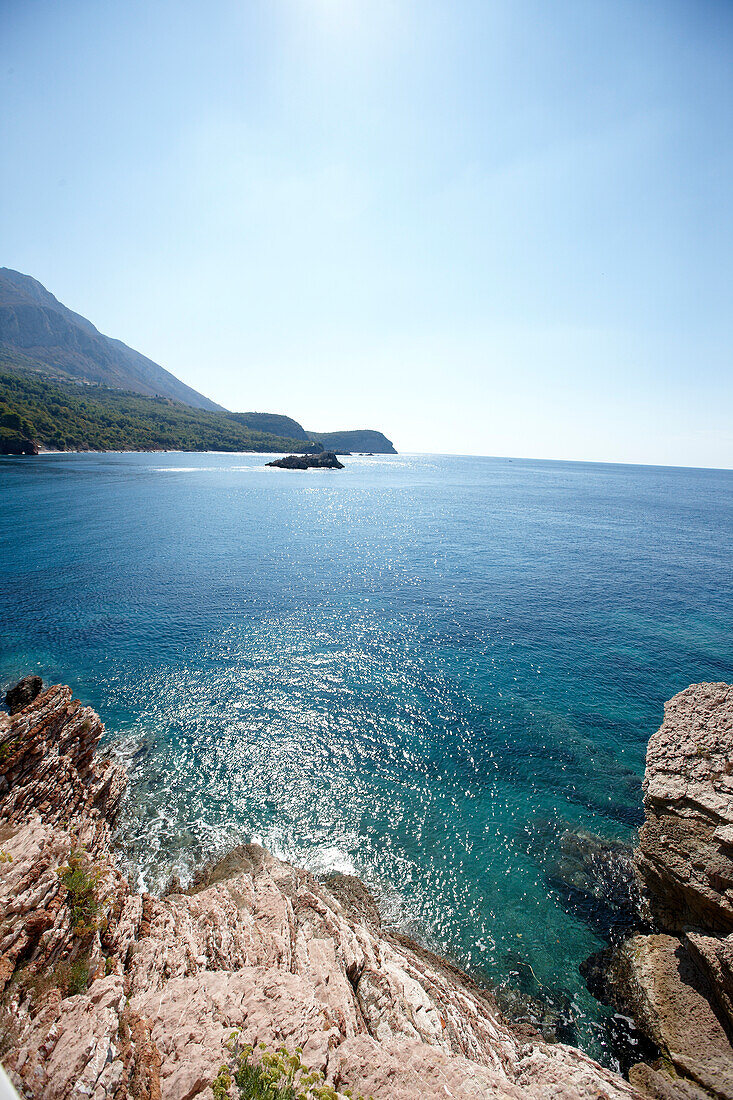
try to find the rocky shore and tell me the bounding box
[0,684,641,1100]
[0,681,730,1099]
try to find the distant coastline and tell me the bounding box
[0,269,397,458]
[0,366,397,457]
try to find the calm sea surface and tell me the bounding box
[2,452,732,1060]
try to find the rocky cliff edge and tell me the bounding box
[586,683,733,1100]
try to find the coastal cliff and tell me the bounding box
[0,685,639,1100]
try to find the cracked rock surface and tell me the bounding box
[636,682,733,934]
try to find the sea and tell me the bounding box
[1,451,731,1063]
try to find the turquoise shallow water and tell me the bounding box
[1,452,732,1062]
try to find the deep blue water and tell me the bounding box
[1,452,732,1060]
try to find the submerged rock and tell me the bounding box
[0,685,640,1100]
[3,674,43,715]
[522,820,647,943]
[494,951,577,1045]
[266,450,344,470]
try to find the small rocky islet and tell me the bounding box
[266,451,345,470]
[0,679,731,1099]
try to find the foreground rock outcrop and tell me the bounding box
[266,451,344,470]
[636,683,733,935]
[587,683,733,1100]
[0,683,640,1100]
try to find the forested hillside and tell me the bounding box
[306,429,396,453]
[0,361,317,454]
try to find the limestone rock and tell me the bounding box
[685,930,733,1034]
[586,683,733,1100]
[0,683,127,849]
[628,1063,713,1100]
[603,934,733,1097]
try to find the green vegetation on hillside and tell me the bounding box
[0,359,317,454]
[0,270,398,454]
[306,429,396,454]
[212,1041,372,1100]
[230,412,310,441]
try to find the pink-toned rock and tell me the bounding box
[635,682,733,933]
[0,685,641,1100]
[685,930,733,1033]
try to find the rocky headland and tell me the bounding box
[0,270,397,457]
[0,436,39,456]
[0,681,731,1099]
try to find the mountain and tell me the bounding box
[0,268,222,411]
[306,429,396,454]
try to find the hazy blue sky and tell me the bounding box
[2,0,731,465]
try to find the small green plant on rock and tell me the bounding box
[212,1040,373,1100]
[13,955,91,1002]
[57,849,104,936]
[212,1063,233,1100]
[55,958,90,996]
[0,738,19,764]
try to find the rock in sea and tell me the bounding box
[3,674,43,715]
[266,450,344,470]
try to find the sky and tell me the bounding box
[1,0,732,466]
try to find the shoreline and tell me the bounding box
[2,448,396,457]
[1,679,731,1098]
